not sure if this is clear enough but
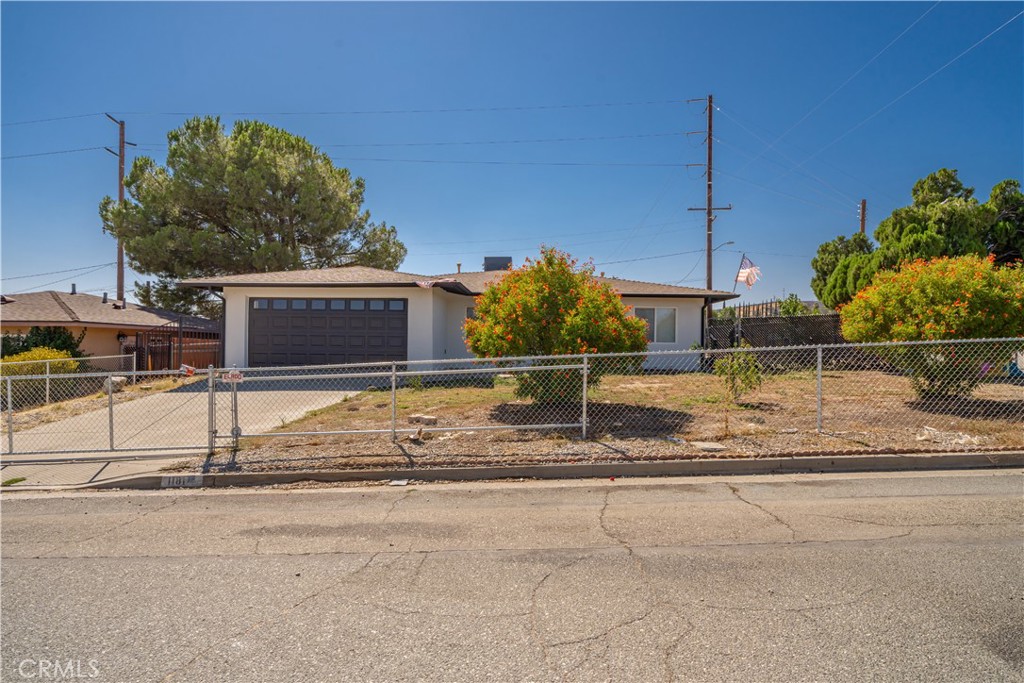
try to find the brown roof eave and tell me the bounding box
[178,281,424,290]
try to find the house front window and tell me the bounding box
[635,307,676,343]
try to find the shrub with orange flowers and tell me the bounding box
[464,248,648,402]
[840,254,1024,397]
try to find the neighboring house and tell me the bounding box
[181,259,739,368]
[0,288,218,367]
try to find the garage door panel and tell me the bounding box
[249,297,407,367]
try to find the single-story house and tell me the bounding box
[0,287,218,367]
[181,258,739,368]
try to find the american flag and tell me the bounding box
[736,255,761,289]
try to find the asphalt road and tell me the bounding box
[2,470,1022,682]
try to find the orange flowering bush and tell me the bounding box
[464,248,648,402]
[840,254,1024,397]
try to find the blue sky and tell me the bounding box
[2,2,1022,306]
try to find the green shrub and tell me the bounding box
[713,344,764,403]
[1,347,80,375]
[1,348,82,409]
[1,327,85,358]
[464,248,648,402]
[841,254,1024,398]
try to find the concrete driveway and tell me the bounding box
[2,382,357,458]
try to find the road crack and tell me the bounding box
[161,551,379,682]
[726,483,797,540]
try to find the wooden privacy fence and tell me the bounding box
[134,318,221,371]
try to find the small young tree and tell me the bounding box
[777,293,810,317]
[464,248,648,402]
[841,254,1024,397]
[713,343,764,403]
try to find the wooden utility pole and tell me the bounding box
[687,94,731,323]
[684,94,733,339]
[105,114,135,303]
[859,199,867,234]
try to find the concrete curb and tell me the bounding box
[70,451,1024,490]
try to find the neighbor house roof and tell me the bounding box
[180,265,739,302]
[0,291,216,330]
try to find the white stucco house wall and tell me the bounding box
[180,261,738,369]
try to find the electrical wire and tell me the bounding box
[785,9,1023,173]
[133,131,683,149]
[1,146,108,160]
[712,105,903,205]
[594,249,704,266]
[1,112,106,127]
[2,262,116,281]
[324,131,683,148]
[329,156,687,168]
[12,263,114,293]
[732,1,942,174]
[712,119,856,207]
[109,99,688,117]
[402,219,691,248]
[712,167,854,216]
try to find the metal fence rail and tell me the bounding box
[0,354,137,406]
[2,339,1022,461]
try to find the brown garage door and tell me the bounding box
[248,297,408,367]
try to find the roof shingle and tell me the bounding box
[181,265,738,300]
[0,291,215,329]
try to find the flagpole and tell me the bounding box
[732,253,745,294]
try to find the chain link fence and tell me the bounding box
[1,369,209,456]
[0,354,137,407]
[2,339,1022,464]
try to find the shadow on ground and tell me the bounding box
[908,397,1024,421]
[490,401,694,437]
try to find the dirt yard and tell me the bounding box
[202,370,1024,472]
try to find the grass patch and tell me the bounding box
[2,477,27,486]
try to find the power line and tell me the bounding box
[133,131,683,149]
[786,9,1024,174]
[719,248,812,259]
[110,99,687,118]
[712,105,903,205]
[329,156,687,168]
[12,264,114,293]
[732,1,941,174]
[1,112,106,127]
[403,219,691,248]
[2,262,116,281]
[594,249,704,266]
[1,146,108,160]
[323,131,683,148]
[713,167,856,216]
[712,119,856,207]
[713,135,856,211]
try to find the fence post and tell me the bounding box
[230,377,240,452]
[207,365,216,455]
[107,374,115,451]
[132,353,138,386]
[581,355,589,439]
[43,359,51,404]
[6,378,13,454]
[390,362,397,442]
[177,317,185,369]
[816,345,823,433]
